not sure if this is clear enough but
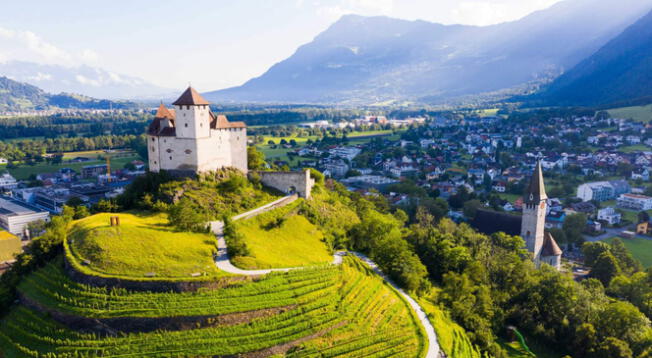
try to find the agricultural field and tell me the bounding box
[418,298,482,358]
[606,237,652,268]
[608,104,652,123]
[0,256,425,357]
[66,212,226,279]
[233,200,333,269]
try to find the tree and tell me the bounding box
[463,199,483,219]
[639,211,650,224]
[592,252,621,286]
[610,238,642,275]
[583,241,611,267]
[563,213,587,246]
[73,205,90,220]
[595,337,632,358]
[247,146,266,170]
[168,198,207,233]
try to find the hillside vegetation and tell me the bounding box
[0,76,137,111]
[1,256,425,357]
[233,200,333,269]
[67,212,225,279]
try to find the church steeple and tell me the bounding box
[525,160,547,206]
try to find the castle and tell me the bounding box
[472,161,562,269]
[147,87,248,175]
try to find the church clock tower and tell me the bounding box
[521,161,548,265]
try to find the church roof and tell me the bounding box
[525,161,547,205]
[471,209,521,236]
[172,87,210,106]
[542,231,563,256]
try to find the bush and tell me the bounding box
[223,216,250,258]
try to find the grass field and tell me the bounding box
[606,237,652,268]
[499,193,522,203]
[619,144,650,153]
[233,201,333,269]
[67,212,226,278]
[7,154,141,180]
[608,104,652,123]
[0,231,21,262]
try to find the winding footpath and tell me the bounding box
[210,195,440,358]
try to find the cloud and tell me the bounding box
[0,26,100,67]
[27,72,52,81]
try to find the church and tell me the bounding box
[147,87,248,175]
[472,162,563,270]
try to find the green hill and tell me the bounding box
[0,173,434,357]
[0,76,137,111]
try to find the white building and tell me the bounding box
[617,194,652,211]
[0,174,17,189]
[0,197,49,238]
[597,207,622,225]
[147,87,247,175]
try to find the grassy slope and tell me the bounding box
[606,237,652,268]
[418,298,482,358]
[1,257,424,357]
[67,212,226,278]
[608,104,652,123]
[233,200,333,269]
[0,233,21,262]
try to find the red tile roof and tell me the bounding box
[172,87,210,106]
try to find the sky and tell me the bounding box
[0,0,565,91]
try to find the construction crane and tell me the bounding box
[106,156,111,183]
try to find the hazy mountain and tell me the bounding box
[0,61,171,100]
[534,9,652,106]
[205,0,652,104]
[0,76,137,111]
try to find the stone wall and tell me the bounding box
[258,170,315,199]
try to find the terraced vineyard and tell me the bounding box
[0,256,425,357]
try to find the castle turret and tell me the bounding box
[521,161,548,265]
[172,87,211,139]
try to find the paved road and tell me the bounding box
[210,196,440,358]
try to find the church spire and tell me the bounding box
[525,160,547,205]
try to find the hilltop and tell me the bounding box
[0,171,440,357]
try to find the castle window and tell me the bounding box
[154,161,157,164]
[166,149,173,153]
[185,149,192,154]
[151,138,155,142]
[185,123,188,127]
[151,146,155,151]
[169,156,172,160]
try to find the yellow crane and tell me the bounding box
[106,156,111,183]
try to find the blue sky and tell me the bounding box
[0,0,564,91]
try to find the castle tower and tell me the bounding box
[521,161,548,265]
[172,87,211,139]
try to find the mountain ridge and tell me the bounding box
[0,76,138,111]
[533,9,652,106]
[205,0,652,105]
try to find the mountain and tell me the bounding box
[534,9,652,106]
[205,0,652,105]
[0,76,137,111]
[0,61,171,100]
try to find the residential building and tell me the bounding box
[577,180,630,202]
[597,207,622,225]
[617,194,652,211]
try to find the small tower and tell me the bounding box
[521,161,548,265]
[172,87,211,139]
